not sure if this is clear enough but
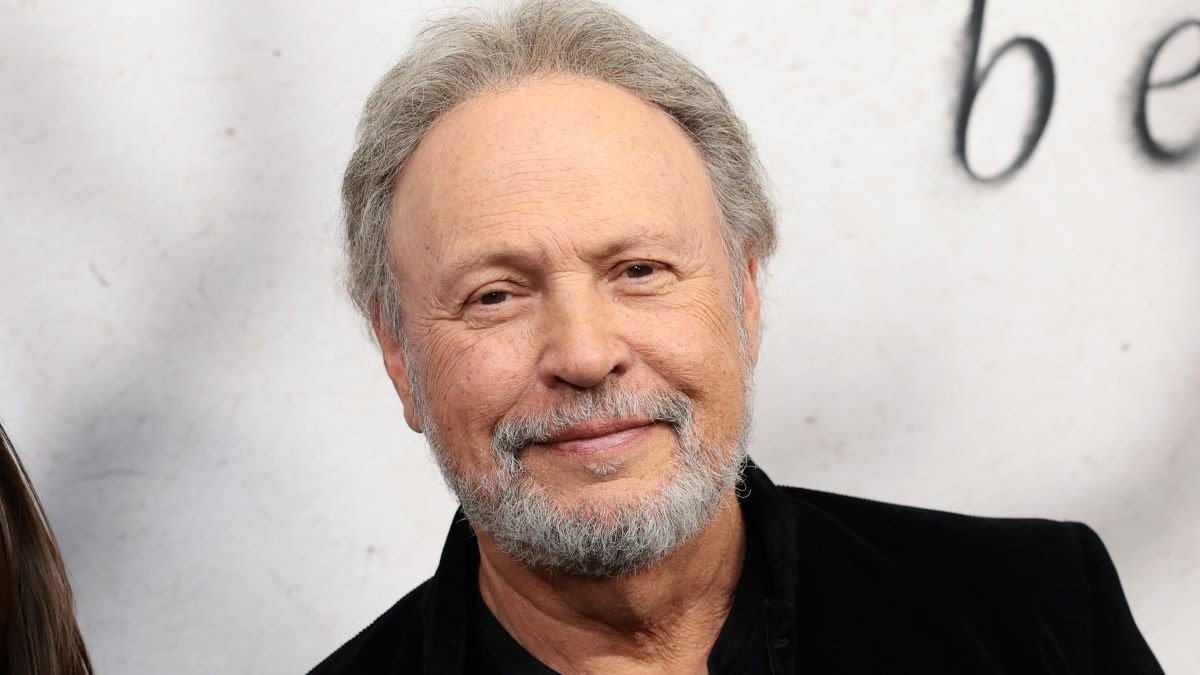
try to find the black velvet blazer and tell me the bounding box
[308,460,1162,674]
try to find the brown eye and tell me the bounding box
[624,263,656,279]
[479,291,509,305]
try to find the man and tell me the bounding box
[311,1,1162,672]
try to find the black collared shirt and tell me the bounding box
[309,460,1163,674]
[467,508,771,673]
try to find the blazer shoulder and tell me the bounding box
[774,485,1162,673]
[307,578,432,675]
[777,483,1085,567]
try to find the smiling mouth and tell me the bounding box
[534,418,658,457]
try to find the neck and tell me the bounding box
[475,490,745,673]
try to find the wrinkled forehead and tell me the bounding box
[386,76,723,272]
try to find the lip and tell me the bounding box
[534,418,657,457]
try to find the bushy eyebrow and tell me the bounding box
[590,231,674,261]
[441,249,549,282]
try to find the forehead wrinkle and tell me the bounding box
[458,156,622,216]
[429,83,701,205]
[390,76,725,295]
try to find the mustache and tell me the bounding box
[491,386,694,457]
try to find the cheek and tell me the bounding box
[625,292,748,441]
[420,328,533,448]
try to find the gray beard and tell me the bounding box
[415,383,750,578]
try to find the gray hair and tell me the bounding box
[343,0,778,339]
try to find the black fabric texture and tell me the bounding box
[704,508,771,673]
[470,582,557,674]
[465,498,771,674]
[307,460,1163,674]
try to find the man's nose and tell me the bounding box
[537,288,633,390]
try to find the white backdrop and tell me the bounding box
[1,1,1198,673]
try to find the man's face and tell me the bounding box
[379,76,760,573]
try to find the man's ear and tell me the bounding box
[740,256,762,366]
[372,314,424,434]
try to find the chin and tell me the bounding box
[457,447,745,578]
